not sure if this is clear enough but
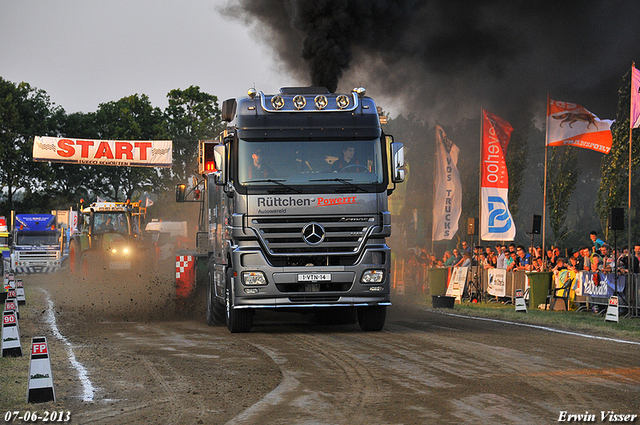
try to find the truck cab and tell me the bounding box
[179,86,405,332]
[10,214,62,274]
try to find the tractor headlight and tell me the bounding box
[361,270,384,283]
[242,271,267,286]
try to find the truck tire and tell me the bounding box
[206,267,225,326]
[357,306,387,331]
[225,273,253,333]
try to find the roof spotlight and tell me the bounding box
[314,95,328,110]
[336,95,350,109]
[271,95,285,110]
[293,95,307,110]
[353,87,366,97]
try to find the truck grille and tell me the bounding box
[15,251,59,261]
[251,215,376,256]
[288,295,341,303]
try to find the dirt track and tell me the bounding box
[3,270,640,425]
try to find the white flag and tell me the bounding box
[432,125,462,241]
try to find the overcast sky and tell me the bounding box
[0,0,298,113]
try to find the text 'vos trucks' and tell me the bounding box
[176,86,405,332]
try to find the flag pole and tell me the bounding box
[479,109,484,249]
[542,95,550,272]
[629,62,634,280]
[478,108,484,300]
[431,124,438,255]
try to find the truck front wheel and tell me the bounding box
[225,275,253,333]
[357,306,387,331]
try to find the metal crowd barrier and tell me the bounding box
[421,265,639,317]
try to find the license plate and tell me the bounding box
[298,273,331,282]
[109,261,131,270]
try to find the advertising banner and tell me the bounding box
[574,271,626,298]
[446,266,468,301]
[546,99,613,154]
[480,110,515,241]
[33,136,172,168]
[487,268,507,297]
[432,125,462,241]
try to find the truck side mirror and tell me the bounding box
[391,142,405,183]
[213,144,227,186]
[176,184,186,203]
[221,99,237,122]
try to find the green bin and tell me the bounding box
[427,268,449,296]
[527,272,552,309]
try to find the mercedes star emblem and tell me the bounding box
[302,223,325,245]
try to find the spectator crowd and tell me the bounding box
[404,231,640,280]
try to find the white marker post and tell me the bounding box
[515,288,527,313]
[6,290,19,319]
[2,310,22,357]
[27,336,56,403]
[605,296,619,323]
[15,279,26,305]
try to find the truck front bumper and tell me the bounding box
[230,244,391,309]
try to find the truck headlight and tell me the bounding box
[242,271,267,286]
[361,270,384,283]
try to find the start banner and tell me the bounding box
[33,136,172,168]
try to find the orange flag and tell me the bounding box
[547,99,613,154]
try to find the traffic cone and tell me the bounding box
[27,336,56,403]
[2,310,22,357]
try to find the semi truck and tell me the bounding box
[176,86,405,333]
[10,213,63,274]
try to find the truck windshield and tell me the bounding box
[93,212,130,234]
[15,232,59,246]
[238,139,384,187]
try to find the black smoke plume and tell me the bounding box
[225,0,640,124]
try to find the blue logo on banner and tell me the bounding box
[487,196,512,233]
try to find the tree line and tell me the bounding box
[0,77,223,220]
